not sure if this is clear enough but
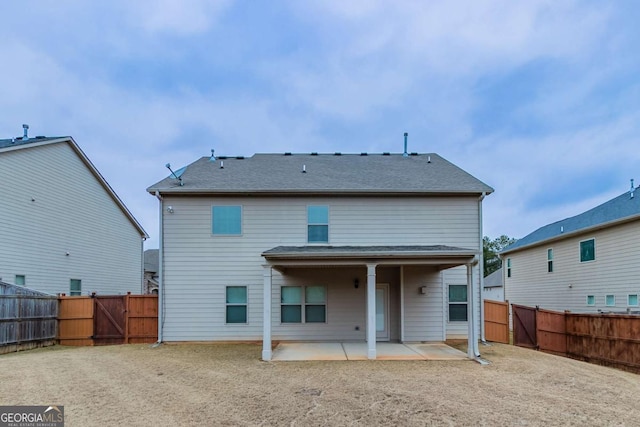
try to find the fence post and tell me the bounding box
[124,292,130,344]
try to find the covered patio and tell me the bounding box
[271,341,469,361]
[261,245,481,361]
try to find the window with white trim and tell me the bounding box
[586,295,595,306]
[580,239,595,262]
[628,294,638,307]
[448,285,468,322]
[605,294,615,307]
[15,275,25,286]
[281,286,326,323]
[226,286,247,323]
[506,258,512,278]
[212,206,242,235]
[307,206,329,243]
[70,279,82,296]
[547,248,553,273]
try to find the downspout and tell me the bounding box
[478,192,487,344]
[470,257,481,358]
[154,191,164,344]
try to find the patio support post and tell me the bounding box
[262,265,273,361]
[366,263,377,360]
[466,263,475,359]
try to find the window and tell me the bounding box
[547,249,553,273]
[212,206,242,235]
[605,294,615,307]
[307,206,328,243]
[580,239,595,262]
[628,294,638,307]
[586,295,595,306]
[15,275,25,286]
[448,285,468,322]
[226,286,247,323]
[506,258,512,278]
[281,286,326,323]
[70,279,82,296]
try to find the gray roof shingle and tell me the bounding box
[0,136,66,149]
[503,186,640,253]
[147,153,494,195]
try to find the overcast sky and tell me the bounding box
[2,1,639,249]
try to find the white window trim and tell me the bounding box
[15,275,26,286]
[605,294,615,307]
[628,294,639,307]
[70,279,82,296]
[547,248,553,273]
[586,295,595,306]
[306,205,330,244]
[225,285,248,325]
[280,285,328,324]
[579,238,596,263]
[211,205,243,237]
[447,284,468,323]
[506,258,512,278]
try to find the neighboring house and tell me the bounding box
[144,249,159,294]
[0,126,148,295]
[483,268,504,302]
[147,151,493,360]
[502,183,640,313]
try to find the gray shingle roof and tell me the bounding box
[483,268,503,288]
[144,249,159,273]
[263,245,476,259]
[0,136,66,149]
[147,153,494,195]
[503,187,640,254]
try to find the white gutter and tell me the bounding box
[154,191,164,344]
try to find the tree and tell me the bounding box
[483,235,517,277]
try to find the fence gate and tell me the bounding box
[512,304,537,349]
[484,299,510,343]
[93,295,127,345]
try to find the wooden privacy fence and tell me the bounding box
[512,304,640,374]
[0,282,58,354]
[484,299,510,343]
[58,293,158,346]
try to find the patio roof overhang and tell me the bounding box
[262,245,478,270]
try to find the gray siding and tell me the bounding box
[161,195,482,342]
[0,142,143,295]
[504,220,640,313]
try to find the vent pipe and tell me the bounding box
[209,149,216,161]
[403,132,408,157]
[22,124,29,139]
[631,179,635,199]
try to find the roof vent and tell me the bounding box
[284,152,292,156]
[218,156,228,160]
[382,152,390,156]
[35,135,46,139]
[236,156,244,160]
[165,163,184,186]
[22,124,29,140]
[334,152,342,156]
[302,164,306,173]
[403,132,408,157]
[209,149,216,161]
[360,152,368,156]
[631,178,635,199]
[220,160,224,169]
[410,152,418,156]
[427,155,431,163]
[311,152,318,156]
[560,226,564,233]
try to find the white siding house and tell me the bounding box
[0,132,148,295]
[502,183,640,314]
[148,152,493,359]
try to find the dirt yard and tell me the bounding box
[1,343,639,426]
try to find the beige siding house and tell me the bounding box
[148,152,493,360]
[502,183,640,313]
[0,130,148,295]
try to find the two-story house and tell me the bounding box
[0,127,148,295]
[502,182,640,313]
[147,151,493,360]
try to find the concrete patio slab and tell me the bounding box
[271,342,469,361]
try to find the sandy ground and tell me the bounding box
[1,342,639,426]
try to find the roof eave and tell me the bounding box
[501,213,640,256]
[147,188,492,197]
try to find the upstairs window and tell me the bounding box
[506,258,512,278]
[605,294,615,307]
[70,279,82,296]
[307,206,329,243]
[15,275,25,286]
[586,295,595,306]
[448,285,468,322]
[580,239,595,262]
[212,206,242,235]
[628,294,638,307]
[547,249,553,273]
